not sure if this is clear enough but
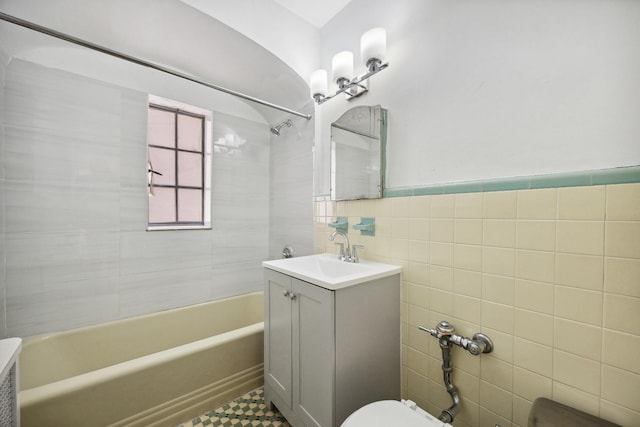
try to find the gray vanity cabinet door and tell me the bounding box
[292,278,334,427]
[264,270,293,408]
[264,268,400,427]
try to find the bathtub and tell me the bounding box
[19,292,264,427]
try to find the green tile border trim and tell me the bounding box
[383,165,640,198]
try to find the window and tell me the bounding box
[147,96,211,230]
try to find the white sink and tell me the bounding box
[263,253,401,290]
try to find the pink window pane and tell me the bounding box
[178,114,203,151]
[178,189,203,222]
[148,108,175,148]
[148,147,175,186]
[149,187,176,223]
[178,152,202,187]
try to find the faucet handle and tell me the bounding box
[470,333,493,354]
[351,245,365,263]
[334,242,345,259]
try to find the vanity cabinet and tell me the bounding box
[263,268,400,427]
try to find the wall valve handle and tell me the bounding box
[470,333,493,355]
[419,322,494,355]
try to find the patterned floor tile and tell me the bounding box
[178,387,291,427]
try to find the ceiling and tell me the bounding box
[272,0,352,28]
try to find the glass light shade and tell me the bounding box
[332,51,354,83]
[309,69,328,96]
[361,27,387,65]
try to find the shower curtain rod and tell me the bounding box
[0,11,312,120]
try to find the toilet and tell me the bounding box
[342,397,623,427]
[341,399,453,427]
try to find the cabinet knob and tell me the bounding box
[283,290,296,300]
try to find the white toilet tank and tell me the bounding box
[341,400,453,427]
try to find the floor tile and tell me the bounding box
[178,387,291,427]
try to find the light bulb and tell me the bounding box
[309,69,328,98]
[361,27,386,70]
[331,51,354,84]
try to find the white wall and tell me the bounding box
[0,1,316,337]
[314,0,640,195]
[268,111,315,260]
[1,58,274,337]
[0,0,312,125]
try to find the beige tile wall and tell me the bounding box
[314,183,640,427]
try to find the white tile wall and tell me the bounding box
[0,58,303,337]
[269,111,314,260]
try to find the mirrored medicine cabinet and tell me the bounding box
[330,105,387,201]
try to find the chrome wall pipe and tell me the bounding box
[419,321,494,424]
[437,337,460,424]
[419,321,494,356]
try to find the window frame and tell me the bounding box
[147,95,212,231]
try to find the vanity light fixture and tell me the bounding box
[311,27,389,104]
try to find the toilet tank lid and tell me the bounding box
[341,400,452,427]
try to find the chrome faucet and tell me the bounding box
[351,244,364,263]
[329,230,351,261]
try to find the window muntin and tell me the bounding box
[147,97,211,230]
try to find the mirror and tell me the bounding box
[330,105,387,200]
